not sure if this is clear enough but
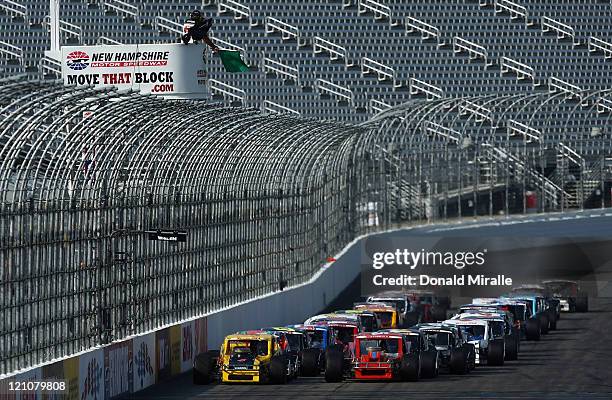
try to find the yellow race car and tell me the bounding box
[193,333,292,384]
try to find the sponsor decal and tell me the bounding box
[134,339,154,390]
[66,51,90,71]
[64,357,79,400]
[194,317,208,354]
[182,326,193,363]
[90,51,170,68]
[104,342,132,399]
[80,354,103,400]
[170,326,182,376]
[156,329,171,381]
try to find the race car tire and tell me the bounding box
[463,344,476,370]
[400,354,420,381]
[504,335,518,361]
[270,355,288,384]
[193,351,215,385]
[512,326,521,352]
[301,349,320,376]
[539,313,550,334]
[488,340,505,366]
[576,296,589,312]
[324,349,344,383]
[549,310,558,331]
[525,318,541,341]
[421,351,438,378]
[449,348,468,374]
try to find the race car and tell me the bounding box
[472,297,531,339]
[323,329,438,382]
[543,279,589,313]
[404,290,451,323]
[354,302,398,329]
[443,317,505,366]
[193,333,292,384]
[349,331,437,381]
[288,324,330,375]
[305,313,361,328]
[452,309,519,361]
[503,293,553,339]
[304,315,361,382]
[510,285,560,330]
[413,323,475,374]
[366,292,412,327]
[256,327,307,378]
[333,309,379,331]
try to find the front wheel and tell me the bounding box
[324,349,344,383]
[193,351,216,385]
[525,318,541,341]
[539,314,550,335]
[421,351,438,378]
[301,349,320,376]
[450,348,468,374]
[270,355,288,384]
[400,354,420,381]
[504,335,518,361]
[487,340,505,366]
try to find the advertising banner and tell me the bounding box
[155,329,171,382]
[180,321,195,373]
[132,333,156,391]
[60,43,208,99]
[169,326,182,377]
[194,317,208,355]
[63,358,79,400]
[78,349,104,400]
[104,341,133,399]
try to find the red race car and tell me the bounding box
[349,330,438,381]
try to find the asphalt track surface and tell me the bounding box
[130,298,612,400]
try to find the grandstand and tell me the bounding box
[0,0,611,122]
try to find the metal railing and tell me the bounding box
[315,78,354,103]
[155,16,184,35]
[262,56,299,84]
[589,37,612,59]
[358,0,400,26]
[409,78,443,100]
[361,57,399,87]
[406,17,444,47]
[541,16,576,43]
[500,57,535,82]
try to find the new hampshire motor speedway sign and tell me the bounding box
[61,43,208,99]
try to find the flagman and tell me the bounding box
[182,10,219,53]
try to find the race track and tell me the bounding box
[130,298,612,400]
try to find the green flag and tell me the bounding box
[218,50,250,72]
